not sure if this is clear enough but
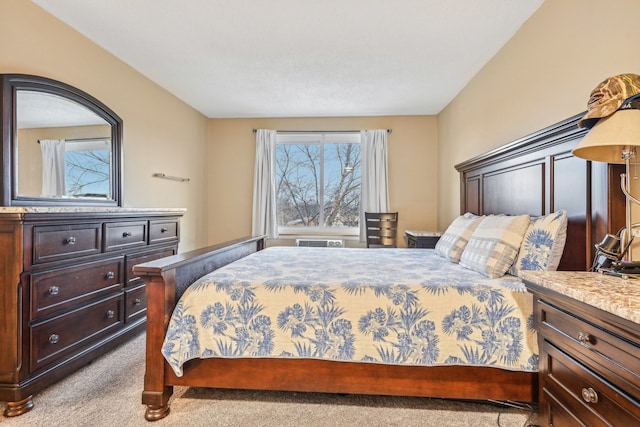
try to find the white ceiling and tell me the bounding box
[17,91,107,128]
[32,0,544,119]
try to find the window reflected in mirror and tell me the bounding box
[64,138,111,198]
[16,90,113,199]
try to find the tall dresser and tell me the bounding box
[0,207,184,416]
[523,270,640,426]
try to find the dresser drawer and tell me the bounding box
[537,299,640,401]
[543,341,640,426]
[32,223,102,264]
[30,294,124,372]
[544,387,594,427]
[30,257,124,319]
[104,221,147,251]
[125,284,147,322]
[125,248,175,286]
[149,219,179,244]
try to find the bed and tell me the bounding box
[133,114,625,421]
[162,245,539,377]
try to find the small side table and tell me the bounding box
[405,230,441,249]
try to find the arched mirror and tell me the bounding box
[1,74,122,206]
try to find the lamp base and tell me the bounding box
[597,267,640,279]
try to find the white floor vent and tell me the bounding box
[296,239,344,248]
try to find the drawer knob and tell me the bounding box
[122,231,132,237]
[581,387,599,404]
[49,334,60,344]
[65,236,76,245]
[105,271,115,280]
[107,310,115,319]
[134,298,142,306]
[48,285,60,296]
[161,227,168,233]
[577,332,592,345]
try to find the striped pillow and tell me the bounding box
[459,214,530,278]
[434,213,483,262]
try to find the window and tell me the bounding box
[64,139,112,198]
[276,133,361,234]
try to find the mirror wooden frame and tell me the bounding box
[0,74,123,207]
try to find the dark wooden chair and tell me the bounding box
[365,212,399,248]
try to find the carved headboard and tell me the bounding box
[455,114,625,271]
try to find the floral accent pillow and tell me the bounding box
[509,210,568,276]
[459,214,530,279]
[434,213,483,262]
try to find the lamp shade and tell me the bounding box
[572,109,640,163]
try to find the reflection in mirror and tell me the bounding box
[16,91,112,199]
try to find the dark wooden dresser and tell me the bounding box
[0,208,184,416]
[523,271,640,426]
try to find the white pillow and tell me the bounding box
[434,213,483,262]
[509,210,568,276]
[459,214,530,278]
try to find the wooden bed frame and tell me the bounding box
[133,114,625,421]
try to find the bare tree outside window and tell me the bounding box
[323,143,360,227]
[65,145,111,198]
[276,134,360,231]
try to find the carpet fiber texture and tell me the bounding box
[0,333,538,426]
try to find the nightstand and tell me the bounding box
[522,271,640,426]
[405,230,441,248]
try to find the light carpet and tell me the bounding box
[0,333,538,426]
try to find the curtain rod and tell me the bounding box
[37,137,110,143]
[66,137,110,142]
[252,129,392,134]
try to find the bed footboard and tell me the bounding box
[132,235,266,421]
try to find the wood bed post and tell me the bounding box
[141,269,176,421]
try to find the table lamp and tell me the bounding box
[572,105,640,262]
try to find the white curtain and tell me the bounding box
[252,129,279,239]
[360,129,389,242]
[40,139,66,197]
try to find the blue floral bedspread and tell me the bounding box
[162,247,539,377]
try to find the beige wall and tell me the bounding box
[438,0,640,230]
[209,116,437,247]
[1,0,209,251]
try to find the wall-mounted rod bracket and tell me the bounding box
[152,173,190,182]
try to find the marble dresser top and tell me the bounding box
[0,206,186,214]
[520,270,640,324]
